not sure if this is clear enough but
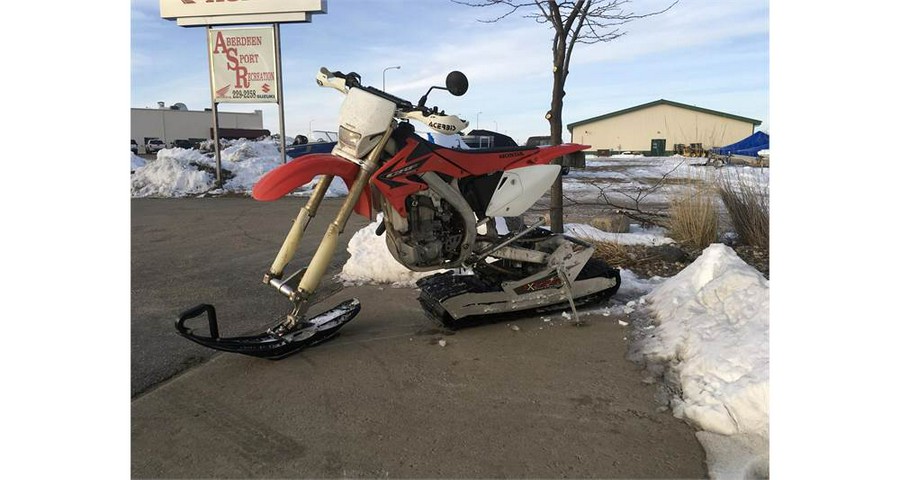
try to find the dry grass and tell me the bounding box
[718,173,769,249]
[590,241,633,267]
[589,240,694,278]
[666,187,719,250]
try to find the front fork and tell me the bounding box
[264,126,394,331]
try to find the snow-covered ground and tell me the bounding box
[566,154,769,206]
[131,140,770,477]
[131,138,348,198]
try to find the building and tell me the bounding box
[131,103,268,147]
[567,99,762,155]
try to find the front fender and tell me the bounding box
[252,154,374,220]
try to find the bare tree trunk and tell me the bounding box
[548,68,565,233]
[548,27,568,233]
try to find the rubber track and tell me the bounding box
[416,258,621,329]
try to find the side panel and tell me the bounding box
[251,153,373,219]
[484,164,561,217]
[371,137,588,216]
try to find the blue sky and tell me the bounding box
[131,0,768,144]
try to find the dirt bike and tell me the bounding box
[176,67,621,359]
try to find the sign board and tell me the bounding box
[161,0,326,25]
[178,12,309,26]
[208,27,279,103]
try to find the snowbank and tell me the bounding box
[130,139,349,198]
[642,244,769,436]
[338,217,442,287]
[633,244,769,478]
[131,151,215,197]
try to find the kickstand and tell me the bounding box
[556,265,582,325]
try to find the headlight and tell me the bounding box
[338,126,361,151]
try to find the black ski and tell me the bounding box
[175,298,361,360]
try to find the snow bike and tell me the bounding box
[176,67,621,359]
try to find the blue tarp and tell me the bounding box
[710,131,769,156]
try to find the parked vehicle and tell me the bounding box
[145,138,166,153]
[172,139,194,149]
[175,67,620,359]
[286,130,339,159]
[525,135,551,147]
[131,139,139,154]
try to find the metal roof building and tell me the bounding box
[567,99,762,155]
[131,104,267,148]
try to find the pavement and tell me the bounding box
[131,197,707,478]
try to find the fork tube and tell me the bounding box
[297,127,394,299]
[266,175,334,280]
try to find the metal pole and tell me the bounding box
[206,26,223,187]
[274,23,287,163]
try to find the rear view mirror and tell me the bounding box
[446,71,468,96]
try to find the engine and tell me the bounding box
[384,193,465,269]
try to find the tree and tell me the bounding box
[453,0,677,232]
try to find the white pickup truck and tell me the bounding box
[145,139,166,153]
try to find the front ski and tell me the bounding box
[175,298,361,360]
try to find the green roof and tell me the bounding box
[567,99,763,130]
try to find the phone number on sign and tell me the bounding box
[232,89,258,99]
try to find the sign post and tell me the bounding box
[206,26,223,186]
[274,23,287,164]
[160,0,328,184]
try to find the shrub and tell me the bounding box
[667,187,719,250]
[717,172,769,249]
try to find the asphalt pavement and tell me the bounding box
[131,197,371,397]
[131,197,706,478]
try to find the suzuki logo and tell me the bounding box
[261,83,270,93]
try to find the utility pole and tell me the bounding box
[382,65,400,90]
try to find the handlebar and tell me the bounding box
[318,67,455,116]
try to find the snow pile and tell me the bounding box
[217,139,283,191]
[338,216,442,287]
[563,223,674,246]
[131,151,215,197]
[642,244,769,436]
[636,243,769,478]
[130,138,350,198]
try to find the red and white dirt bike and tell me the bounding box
[176,67,620,359]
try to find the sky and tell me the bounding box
[130,140,770,477]
[131,0,769,144]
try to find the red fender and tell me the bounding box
[252,154,374,220]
